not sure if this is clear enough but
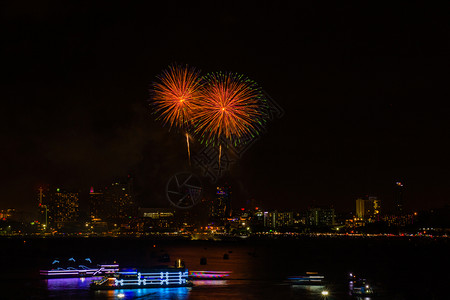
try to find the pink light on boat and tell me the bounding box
[189,271,231,279]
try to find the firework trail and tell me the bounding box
[186,132,191,166]
[219,144,222,170]
[192,72,267,147]
[151,64,202,164]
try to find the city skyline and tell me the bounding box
[13,180,429,224]
[2,2,450,214]
[4,178,441,237]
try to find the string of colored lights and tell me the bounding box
[40,264,119,277]
[189,271,231,279]
[113,271,189,287]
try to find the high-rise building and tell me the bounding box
[89,187,107,222]
[293,211,308,225]
[263,210,294,228]
[105,179,135,221]
[138,208,176,231]
[39,187,79,229]
[211,185,231,219]
[275,211,294,227]
[307,208,335,226]
[38,186,48,229]
[89,177,136,225]
[394,182,404,215]
[356,196,380,221]
[355,198,365,219]
[251,209,265,228]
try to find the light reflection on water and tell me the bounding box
[42,268,366,299]
[290,284,325,292]
[107,287,190,300]
[45,278,192,300]
[44,278,323,300]
[191,280,228,286]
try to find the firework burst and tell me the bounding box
[192,72,267,146]
[151,64,202,164]
[151,64,202,130]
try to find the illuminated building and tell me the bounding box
[356,198,365,219]
[382,213,415,227]
[89,177,136,226]
[275,211,294,227]
[40,187,79,229]
[355,196,380,221]
[137,208,176,232]
[264,210,294,228]
[263,211,275,228]
[88,187,109,232]
[140,208,175,219]
[0,208,15,220]
[394,182,405,214]
[252,209,265,227]
[293,211,308,225]
[211,185,231,219]
[38,187,49,229]
[307,208,335,226]
[89,187,106,221]
[373,198,381,218]
[105,178,136,221]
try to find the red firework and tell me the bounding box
[192,72,266,146]
[151,64,202,129]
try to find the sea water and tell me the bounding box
[0,236,448,299]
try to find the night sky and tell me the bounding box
[2,1,450,215]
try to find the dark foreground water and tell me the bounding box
[0,236,448,299]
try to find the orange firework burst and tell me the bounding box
[151,64,202,130]
[193,72,267,146]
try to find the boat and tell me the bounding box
[286,272,326,285]
[90,266,191,290]
[40,257,119,278]
[349,274,375,296]
[350,280,374,296]
[189,270,231,279]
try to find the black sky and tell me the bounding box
[2,1,450,214]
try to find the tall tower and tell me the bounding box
[211,185,232,219]
[89,187,106,222]
[394,182,404,215]
[42,187,79,229]
[103,177,135,223]
[356,196,380,221]
[355,198,365,219]
[38,187,48,229]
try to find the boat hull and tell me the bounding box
[286,274,325,286]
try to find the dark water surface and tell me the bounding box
[0,236,448,299]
